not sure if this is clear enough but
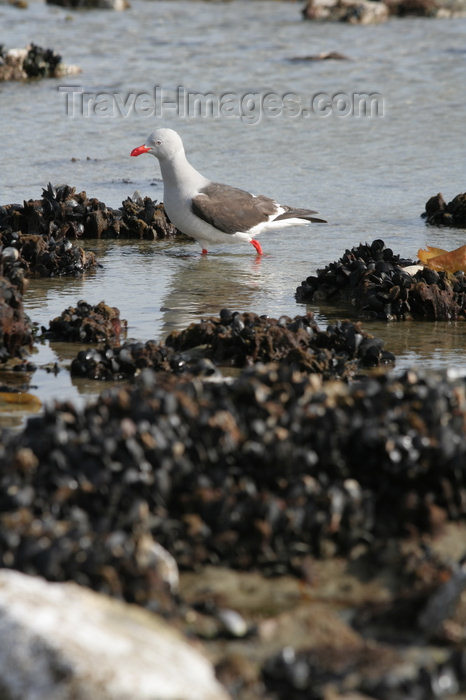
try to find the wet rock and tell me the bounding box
[0,184,177,242]
[296,239,466,320]
[0,44,80,82]
[422,192,466,228]
[43,300,127,345]
[0,569,228,700]
[1,366,465,585]
[302,0,389,23]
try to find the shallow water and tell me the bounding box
[1,1,466,424]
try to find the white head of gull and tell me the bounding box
[131,128,326,256]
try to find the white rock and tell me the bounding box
[402,264,424,276]
[0,569,229,700]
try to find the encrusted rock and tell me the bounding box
[296,239,466,321]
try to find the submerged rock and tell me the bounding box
[0,184,177,241]
[296,238,466,321]
[0,570,228,700]
[302,0,389,23]
[0,44,80,82]
[287,51,350,61]
[47,0,129,9]
[422,192,466,228]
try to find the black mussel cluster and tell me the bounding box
[0,275,32,362]
[0,242,33,362]
[42,300,127,345]
[423,192,466,228]
[262,644,466,699]
[296,239,466,320]
[165,310,395,375]
[0,365,465,598]
[22,44,62,78]
[119,194,178,240]
[0,44,66,82]
[0,228,96,278]
[68,310,394,380]
[70,341,221,380]
[0,183,177,243]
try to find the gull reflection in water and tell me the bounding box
[159,253,265,337]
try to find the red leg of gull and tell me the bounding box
[251,239,263,255]
[201,248,208,255]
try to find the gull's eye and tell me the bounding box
[155,140,162,146]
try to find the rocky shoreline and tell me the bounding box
[2,185,466,698]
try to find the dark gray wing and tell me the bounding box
[191,183,278,234]
[275,207,327,224]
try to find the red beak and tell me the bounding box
[130,145,151,157]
